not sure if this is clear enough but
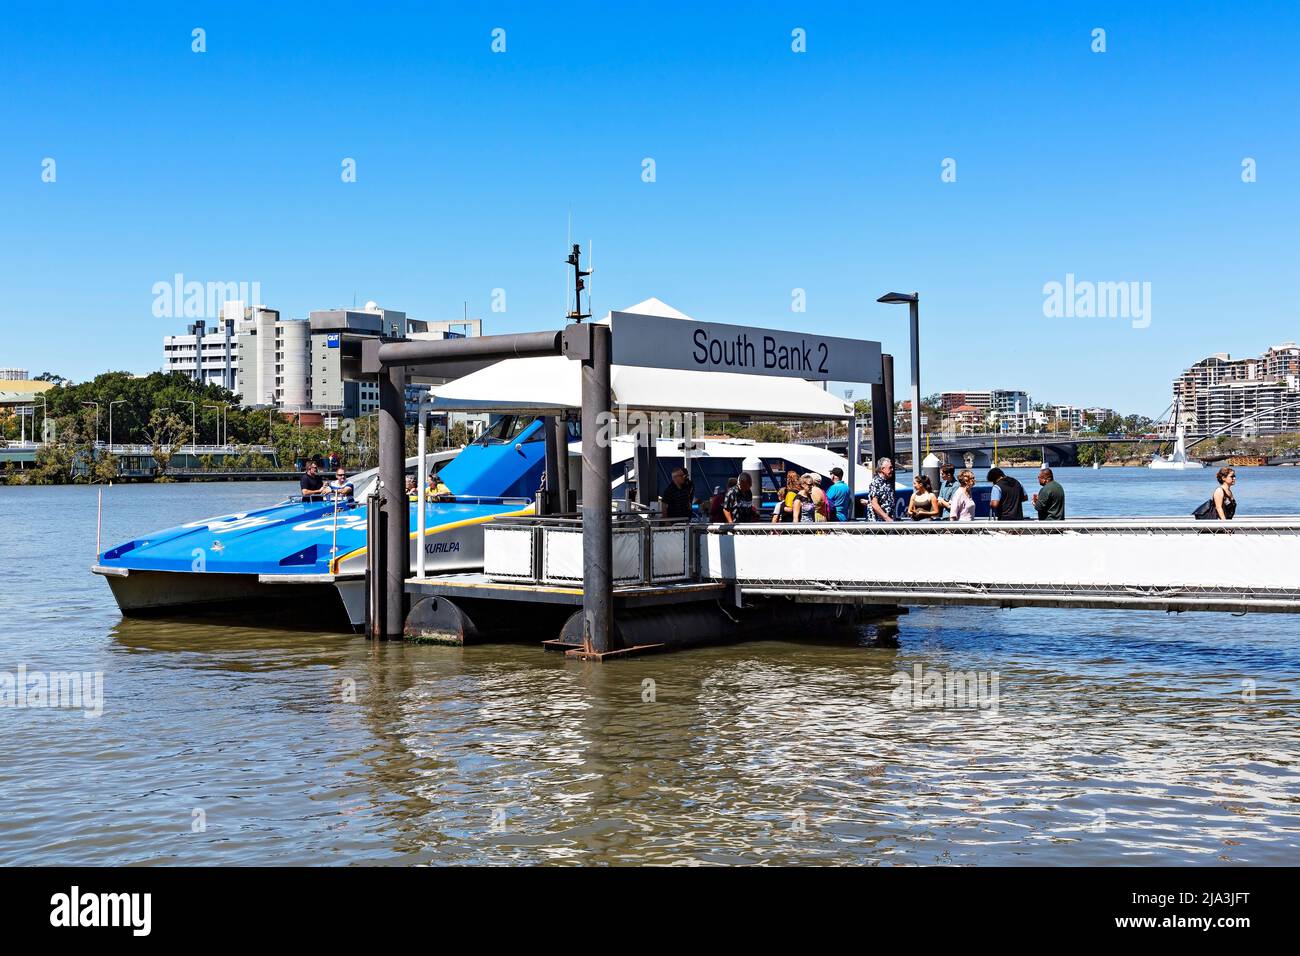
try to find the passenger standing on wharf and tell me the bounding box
[1213,467,1237,519]
[947,469,978,521]
[710,478,734,523]
[1032,468,1065,520]
[792,474,816,523]
[659,467,696,520]
[826,467,852,521]
[771,469,802,523]
[860,457,897,521]
[937,464,958,516]
[723,473,759,522]
[986,467,1027,520]
[907,475,940,520]
[794,473,829,522]
[300,460,326,499]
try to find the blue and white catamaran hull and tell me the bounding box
[93,418,550,630]
[92,497,534,629]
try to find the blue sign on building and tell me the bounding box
[326,333,340,348]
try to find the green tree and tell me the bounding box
[1077,442,1109,466]
[737,422,788,443]
[145,409,187,479]
[89,451,119,483]
[29,442,77,484]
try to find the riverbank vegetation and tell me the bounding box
[1,371,472,485]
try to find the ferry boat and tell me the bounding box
[92,415,875,630]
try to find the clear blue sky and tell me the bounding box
[3,1,1297,416]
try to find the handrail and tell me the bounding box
[701,516,1300,534]
[414,495,532,506]
[491,513,692,528]
[484,513,695,585]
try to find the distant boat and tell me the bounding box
[1092,460,1100,470]
[1150,424,1205,470]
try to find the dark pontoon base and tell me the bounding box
[402,577,902,655]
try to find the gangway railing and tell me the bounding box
[696,517,1300,613]
[484,515,694,587]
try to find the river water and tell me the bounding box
[1,468,1297,865]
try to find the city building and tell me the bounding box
[990,389,1030,418]
[162,309,240,389]
[940,389,1031,431]
[0,378,54,408]
[1082,407,1118,425]
[232,304,307,409]
[0,368,30,381]
[940,391,992,417]
[307,304,412,419]
[0,378,56,442]
[1173,342,1300,436]
[162,301,491,429]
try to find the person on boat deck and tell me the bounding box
[1212,467,1237,519]
[986,467,1027,521]
[405,475,418,497]
[907,475,941,520]
[826,467,852,521]
[659,467,695,520]
[860,457,896,521]
[1032,468,1065,520]
[709,479,734,523]
[328,467,354,502]
[427,470,454,502]
[936,464,958,516]
[723,473,759,523]
[299,460,326,499]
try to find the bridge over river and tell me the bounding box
[792,427,1182,467]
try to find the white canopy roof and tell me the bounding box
[431,302,853,420]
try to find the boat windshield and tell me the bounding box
[477,415,542,445]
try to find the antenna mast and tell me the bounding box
[565,243,590,322]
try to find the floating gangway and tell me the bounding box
[401,514,1300,656]
[697,518,1300,615]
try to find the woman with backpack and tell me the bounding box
[1212,467,1237,519]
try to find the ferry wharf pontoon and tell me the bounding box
[361,303,1300,661]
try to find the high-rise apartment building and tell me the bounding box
[1173,342,1300,436]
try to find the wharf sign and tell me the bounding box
[609,312,882,383]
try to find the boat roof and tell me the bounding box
[431,302,853,421]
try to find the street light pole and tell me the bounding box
[877,292,921,474]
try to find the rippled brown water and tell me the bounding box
[2,476,1298,864]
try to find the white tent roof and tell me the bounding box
[598,296,693,322]
[432,303,853,420]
